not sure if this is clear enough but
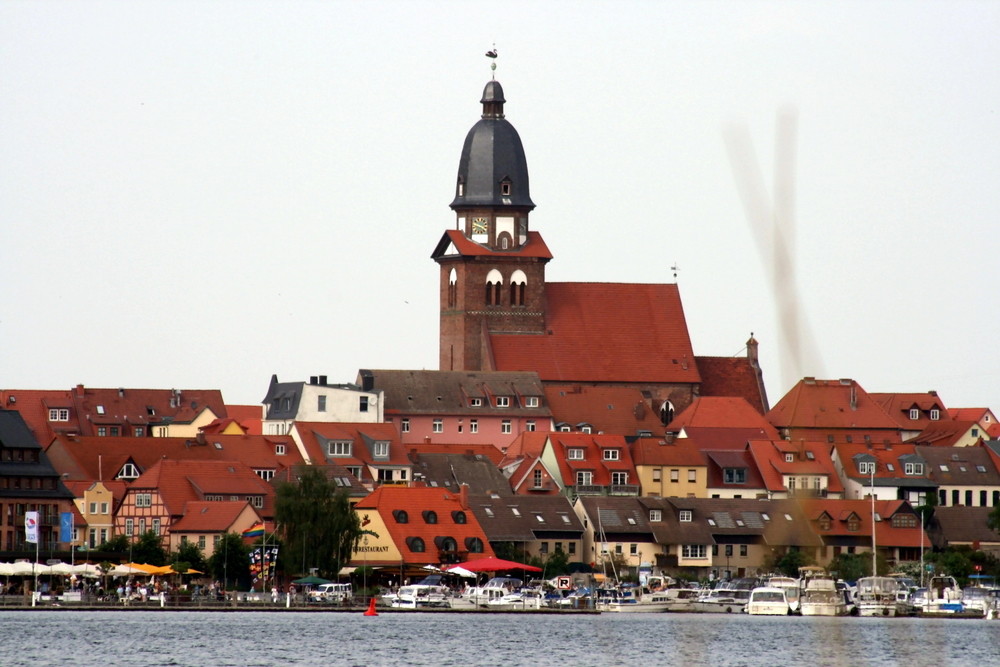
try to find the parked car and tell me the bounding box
[308,583,353,603]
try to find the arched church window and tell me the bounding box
[485,269,504,307]
[448,268,457,307]
[510,270,527,307]
[659,400,675,426]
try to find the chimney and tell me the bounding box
[309,376,318,385]
[459,483,469,509]
[359,369,375,392]
[319,375,327,386]
[75,384,85,397]
[196,432,206,445]
[746,333,759,365]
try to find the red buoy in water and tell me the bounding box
[363,597,378,616]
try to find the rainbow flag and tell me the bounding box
[242,522,265,539]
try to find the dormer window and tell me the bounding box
[373,442,389,458]
[568,449,584,460]
[785,453,794,463]
[422,510,438,524]
[603,449,620,461]
[723,468,746,484]
[328,441,352,457]
[847,516,860,532]
[930,409,940,420]
[818,515,832,530]
[858,461,875,475]
[909,408,919,420]
[496,396,510,408]
[470,398,483,407]
[500,178,511,196]
[119,463,140,479]
[525,397,539,408]
[679,510,692,522]
[904,462,924,476]
[649,510,662,522]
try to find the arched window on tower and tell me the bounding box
[448,269,457,307]
[456,176,464,198]
[510,270,527,307]
[485,269,504,307]
[659,400,675,426]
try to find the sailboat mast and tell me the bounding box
[870,467,876,576]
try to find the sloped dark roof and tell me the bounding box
[363,369,548,415]
[929,506,1000,548]
[408,451,513,496]
[471,494,583,542]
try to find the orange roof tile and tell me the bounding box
[630,437,707,466]
[490,283,699,384]
[695,356,768,414]
[542,384,668,436]
[171,501,259,532]
[434,229,553,260]
[767,378,902,434]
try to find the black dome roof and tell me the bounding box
[450,81,534,210]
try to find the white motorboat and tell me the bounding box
[690,578,755,614]
[856,576,907,617]
[923,576,965,614]
[597,589,676,613]
[767,576,800,613]
[798,568,849,616]
[746,586,791,615]
[387,583,451,608]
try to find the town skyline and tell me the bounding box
[3,2,998,410]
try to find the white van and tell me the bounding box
[309,582,353,603]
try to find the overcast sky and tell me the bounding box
[2,1,998,411]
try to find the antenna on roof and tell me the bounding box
[670,263,679,281]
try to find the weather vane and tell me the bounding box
[485,44,497,79]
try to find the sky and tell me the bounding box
[2,1,999,410]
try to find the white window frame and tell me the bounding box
[682,544,706,559]
[930,409,940,420]
[526,420,536,432]
[433,419,444,433]
[576,471,593,486]
[501,420,512,434]
[470,398,482,407]
[679,510,692,522]
[568,449,584,460]
[649,509,662,522]
[373,442,390,458]
[904,462,924,476]
[401,418,410,433]
[496,396,510,408]
[275,444,285,456]
[328,441,352,457]
[603,449,620,461]
[469,419,478,434]
[611,471,628,485]
[858,461,875,475]
[525,396,539,408]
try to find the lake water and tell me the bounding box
[2,610,998,667]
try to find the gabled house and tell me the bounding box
[831,443,936,506]
[351,484,494,570]
[906,420,988,448]
[798,499,929,569]
[0,385,229,442]
[470,494,584,562]
[262,374,382,436]
[917,446,1000,508]
[630,436,707,498]
[115,459,273,543]
[535,433,640,500]
[574,496,662,575]
[704,449,767,499]
[169,500,262,557]
[766,377,902,445]
[288,422,411,488]
[746,439,844,499]
[358,369,551,449]
[947,407,998,435]
[65,479,126,549]
[0,409,76,551]
[870,391,950,441]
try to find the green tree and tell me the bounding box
[208,532,251,590]
[98,534,130,554]
[542,548,572,576]
[172,541,209,574]
[828,552,872,581]
[774,548,810,578]
[916,489,938,526]
[987,504,1000,534]
[274,466,361,579]
[131,530,167,565]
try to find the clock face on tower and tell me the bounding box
[472,218,488,234]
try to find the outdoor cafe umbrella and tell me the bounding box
[291,575,331,586]
[446,557,542,573]
[442,566,477,579]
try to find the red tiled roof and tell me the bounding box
[670,396,779,433]
[221,405,264,435]
[767,378,901,432]
[747,439,844,494]
[832,442,919,482]
[695,356,767,414]
[404,442,504,465]
[293,422,408,470]
[630,437,706,466]
[905,421,983,447]
[131,459,274,517]
[546,433,638,487]
[490,283,699,384]
[543,384,668,436]
[434,229,553,260]
[799,499,929,548]
[354,485,494,565]
[870,392,950,431]
[171,501,258,532]
[46,433,302,483]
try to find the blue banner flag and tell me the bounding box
[59,512,74,543]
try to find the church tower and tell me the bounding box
[432,79,552,371]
